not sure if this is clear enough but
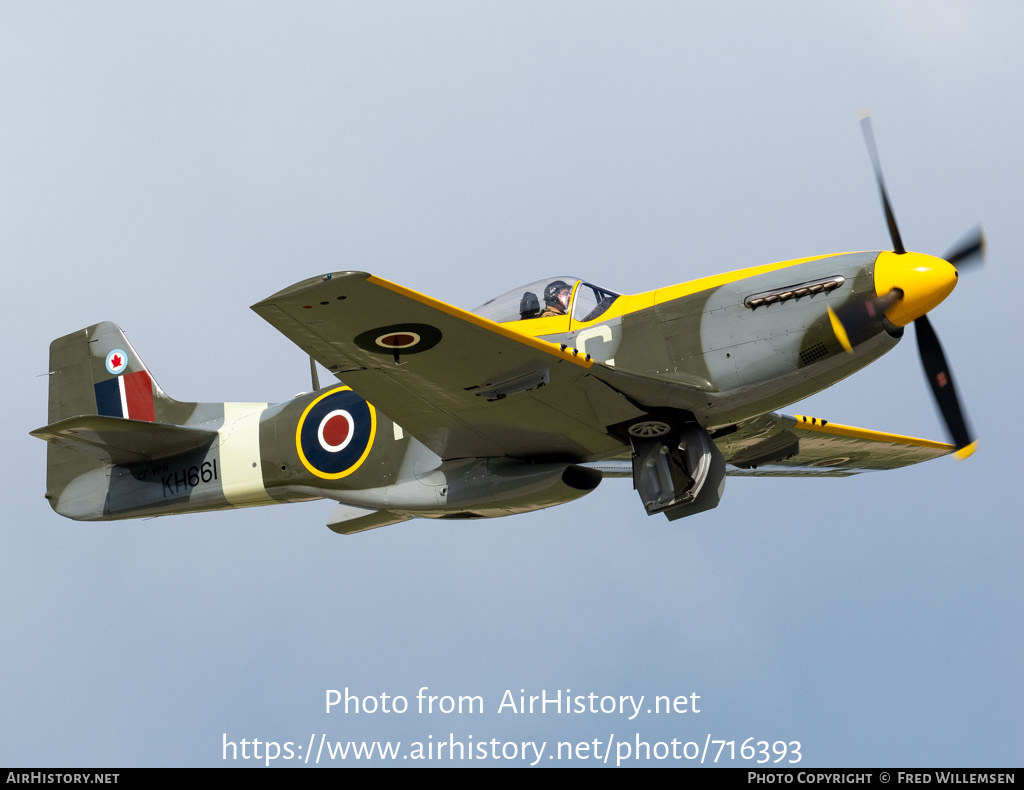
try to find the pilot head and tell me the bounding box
[544,280,572,314]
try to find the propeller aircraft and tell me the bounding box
[33,114,984,534]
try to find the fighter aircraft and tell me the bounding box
[32,114,984,533]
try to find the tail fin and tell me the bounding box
[45,321,181,424]
[34,322,207,519]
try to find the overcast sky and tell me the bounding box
[2,1,1021,767]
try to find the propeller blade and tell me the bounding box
[914,313,976,458]
[859,108,906,255]
[944,226,987,269]
[828,289,903,353]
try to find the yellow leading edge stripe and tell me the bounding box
[792,415,954,451]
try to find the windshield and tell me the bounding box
[570,282,620,323]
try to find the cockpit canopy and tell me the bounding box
[471,277,620,324]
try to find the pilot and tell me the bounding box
[540,280,572,317]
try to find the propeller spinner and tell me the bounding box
[828,111,982,459]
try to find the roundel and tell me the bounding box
[105,349,128,375]
[353,323,442,356]
[295,386,376,479]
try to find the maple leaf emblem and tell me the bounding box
[110,354,123,370]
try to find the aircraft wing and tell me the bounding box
[717,412,953,476]
[585,413,953,478]
[252,272,650,460]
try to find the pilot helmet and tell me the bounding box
[544,280,572,311]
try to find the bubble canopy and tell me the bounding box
[471,277,620,324]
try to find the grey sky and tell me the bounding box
[2,2,1021,767]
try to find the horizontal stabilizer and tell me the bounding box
[31,415,217,465]
[326,502,412,535]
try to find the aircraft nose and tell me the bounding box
[873,250,959,327]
